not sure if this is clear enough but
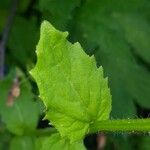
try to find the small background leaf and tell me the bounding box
[38,0,80,30]
[0,71,40,135]
[10,136,35,150]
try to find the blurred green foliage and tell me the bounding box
[0,0,150,149]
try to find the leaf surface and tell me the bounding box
[114,13,150,63]
[10,136,35,150]
[38,0,80,30]
[31,21,111,141]
[8,16,38,67]
[0,72,40,135]
[36,133,85,150]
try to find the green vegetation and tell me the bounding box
[0,0,150,149]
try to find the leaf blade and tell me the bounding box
[31,21,111,141]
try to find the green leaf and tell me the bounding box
[1,99,39,135]
[138,136,150,150]
[36,133,85,150]
[0,73,14,111]
[0,131,11,150]
[0,0,31,33]
[38,0,80,30]
[0,9,8,33]
[114,13,150,64]
[10,136,35,150]
[8,16,38,67]
[31,21,111,141]
[0,72,40,135]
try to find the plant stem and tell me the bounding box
[0,0,19,79]
[90,119,150,134]
[33,128,57,136]
[24,128,57,137]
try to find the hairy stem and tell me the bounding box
[90,119,150,133]
[0,0,19,79]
